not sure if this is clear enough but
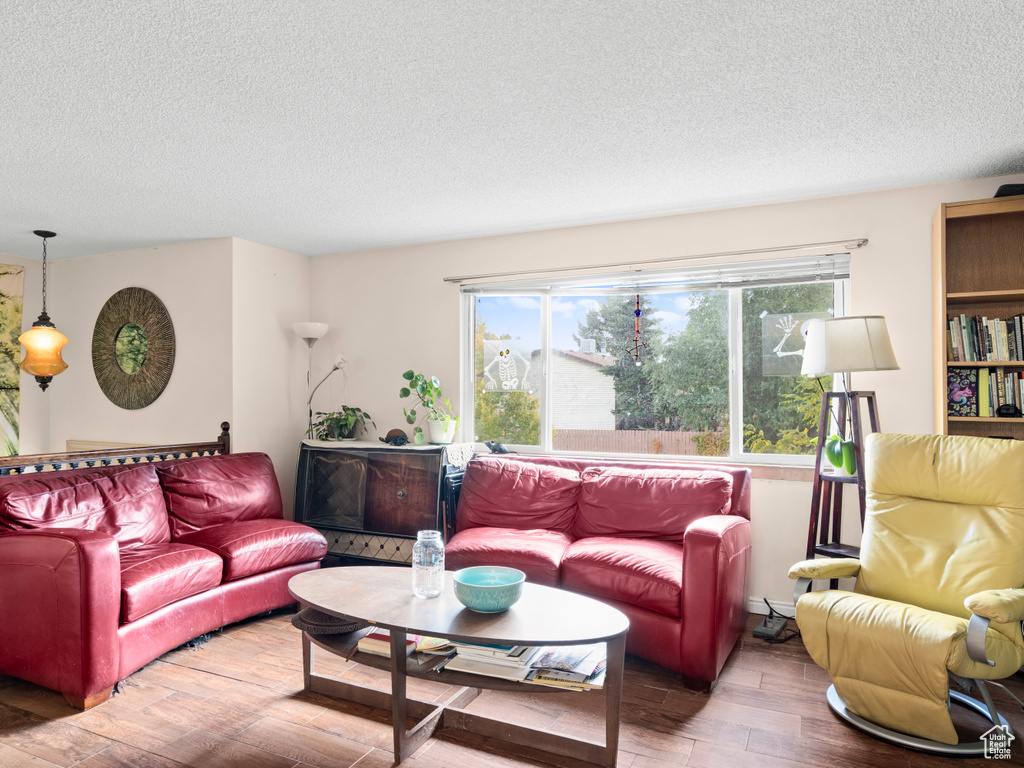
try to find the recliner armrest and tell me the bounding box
[964,588,1024,624]
[788,558,861,581]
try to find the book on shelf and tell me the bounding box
[448,641,540,667]
[947,367,978,417]
[439,654,534,681]
[356,630,419,658]
[948,313,1024,363]
[979,368,991,417]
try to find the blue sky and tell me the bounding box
[476,294,693,352]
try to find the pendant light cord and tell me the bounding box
[40,235,48,315]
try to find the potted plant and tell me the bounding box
[399,370,459,444]
[308,406,375,441]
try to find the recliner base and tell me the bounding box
[825,683,1010,756]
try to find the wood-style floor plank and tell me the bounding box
[1,609,1024,767]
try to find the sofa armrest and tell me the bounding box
[0,529,121,706]
[680,514,751,683]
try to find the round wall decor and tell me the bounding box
[92,287,175,410]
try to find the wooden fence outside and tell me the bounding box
[552,429,714,456]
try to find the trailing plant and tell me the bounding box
[307,406,375,440]
[400,370,457,444]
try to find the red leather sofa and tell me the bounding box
[0,452,327,708]
[445,454,752,689]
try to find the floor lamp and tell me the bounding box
[292,322,329,434]
[801,316,899,562]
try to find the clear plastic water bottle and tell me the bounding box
[412,530,445,598]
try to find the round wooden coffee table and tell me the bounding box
[289,566,629,767]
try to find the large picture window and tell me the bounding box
[463,254,848,462]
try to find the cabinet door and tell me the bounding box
[364,453,440,535]
[304,452,367,528]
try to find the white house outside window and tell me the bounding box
[461,254,849,463]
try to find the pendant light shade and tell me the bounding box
[19,230,68,391]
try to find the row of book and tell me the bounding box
[947,366,1024,418]
[947,313,1024,363]
[355,630,607,690]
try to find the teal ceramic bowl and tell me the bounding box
[452,566,526,613]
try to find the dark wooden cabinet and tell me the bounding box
[294,441,467,565]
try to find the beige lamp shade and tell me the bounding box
[801,316,899,376]
[19,325,69,378]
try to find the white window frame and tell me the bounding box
[460,257,850,465]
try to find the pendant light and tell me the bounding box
[19,230,68,391]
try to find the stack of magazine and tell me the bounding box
[439,642,541,681]
[524,643,607,691]
[436,641,607,690]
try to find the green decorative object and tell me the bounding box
[824,434,856,475]
[308,406,374,440]
[398,369,458,444]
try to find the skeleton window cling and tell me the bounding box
[627,294,648,366]
[483,343,532,392]
[772,314,804,358]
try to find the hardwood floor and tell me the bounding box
[1,611,1023,767]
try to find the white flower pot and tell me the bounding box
[427,419,458,444]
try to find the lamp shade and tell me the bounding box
[19,325,69,378]
[801,316,899,376]
[292,322,328,342]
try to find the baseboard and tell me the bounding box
[749,596,796,616]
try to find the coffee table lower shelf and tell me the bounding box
[303,630,625,767]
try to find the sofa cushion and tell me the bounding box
[561,537,685,618]
[445,527,572,587]
[119,542,224,623]
[0,464,170,548]
[456,457,581,534]
[573,466,733,543]
[175,519,328,581]
[157,453,283,538]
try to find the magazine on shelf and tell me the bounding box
[527,659,608,685]
[529,643,605,675]
[416,636,457,656]
[526,663,608,690]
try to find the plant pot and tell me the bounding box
[426,419,458,444]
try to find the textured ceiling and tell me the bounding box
[2,1,1023,260]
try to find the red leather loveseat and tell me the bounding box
[0,452,327,708]
[445,454,752,689]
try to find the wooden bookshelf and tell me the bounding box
[934,194,1024,438]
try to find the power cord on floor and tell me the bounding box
[760,598,802,644]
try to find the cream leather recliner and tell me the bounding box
[790,432,1024,756]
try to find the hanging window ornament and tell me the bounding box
[627,294,647,366]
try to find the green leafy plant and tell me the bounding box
[399,370,457,444]
[824,434,856,474]
[307,406,375,440]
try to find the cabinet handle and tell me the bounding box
[396,488,407,500]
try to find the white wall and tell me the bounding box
[49,238,233,449]
[231,238,310,517]
[310,171,1024,608]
